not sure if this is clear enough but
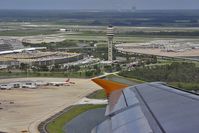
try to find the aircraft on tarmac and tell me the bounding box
[48,78,75,86]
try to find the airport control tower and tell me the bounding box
[107,25,114,61]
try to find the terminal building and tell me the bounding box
[0,39,84,67]
[0,50,83,67]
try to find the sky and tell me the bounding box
[0,0,199,10]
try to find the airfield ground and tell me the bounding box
[118,48,199,57]
[0,78,100,133]
[2,22,199,44]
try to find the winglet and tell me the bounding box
[92,78,128,97]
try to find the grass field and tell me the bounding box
[0,29,58,36]
[46,104,106,133]
[63,34,155,43]
[106,74,145,85]
[63,34,199,43]
[87,89,106,99]
[169,82,199,91]
[2,22,199,44]
[0,71,95,79]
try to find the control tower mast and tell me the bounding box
[107,25,114,61]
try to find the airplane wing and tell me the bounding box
[92,78,199,133]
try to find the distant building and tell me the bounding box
[131,6,137,12]
[0,81,37,90]
[0,50,83,67]
[0,39,84,67]
[59,29,66,32]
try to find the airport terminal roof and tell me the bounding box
[92,82,199,133]
[0,47,47,55]
[0,50,81,63]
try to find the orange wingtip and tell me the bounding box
[92,78,128,97]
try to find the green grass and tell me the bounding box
[106,74,145,86]
[46,104,106,133]
[62,34,157,43]
[87,89,106,99]
[119,62,199,91]
[0,29,57,36]
[114,74,145,83]
[169,82,199,91]
[0,71,93,79]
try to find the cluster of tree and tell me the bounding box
[85,69,102,77]
[103,63,122,73]
[23,40,78,50]
[69,46,115,60]
[116,51,157,65]
[19,62,103,78]
[119,62,199,83]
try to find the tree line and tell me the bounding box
[119,62,199,83]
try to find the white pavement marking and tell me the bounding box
[75,97,107,105]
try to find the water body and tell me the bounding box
[63,108,106,133]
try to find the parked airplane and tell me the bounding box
[48,79,72,86]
